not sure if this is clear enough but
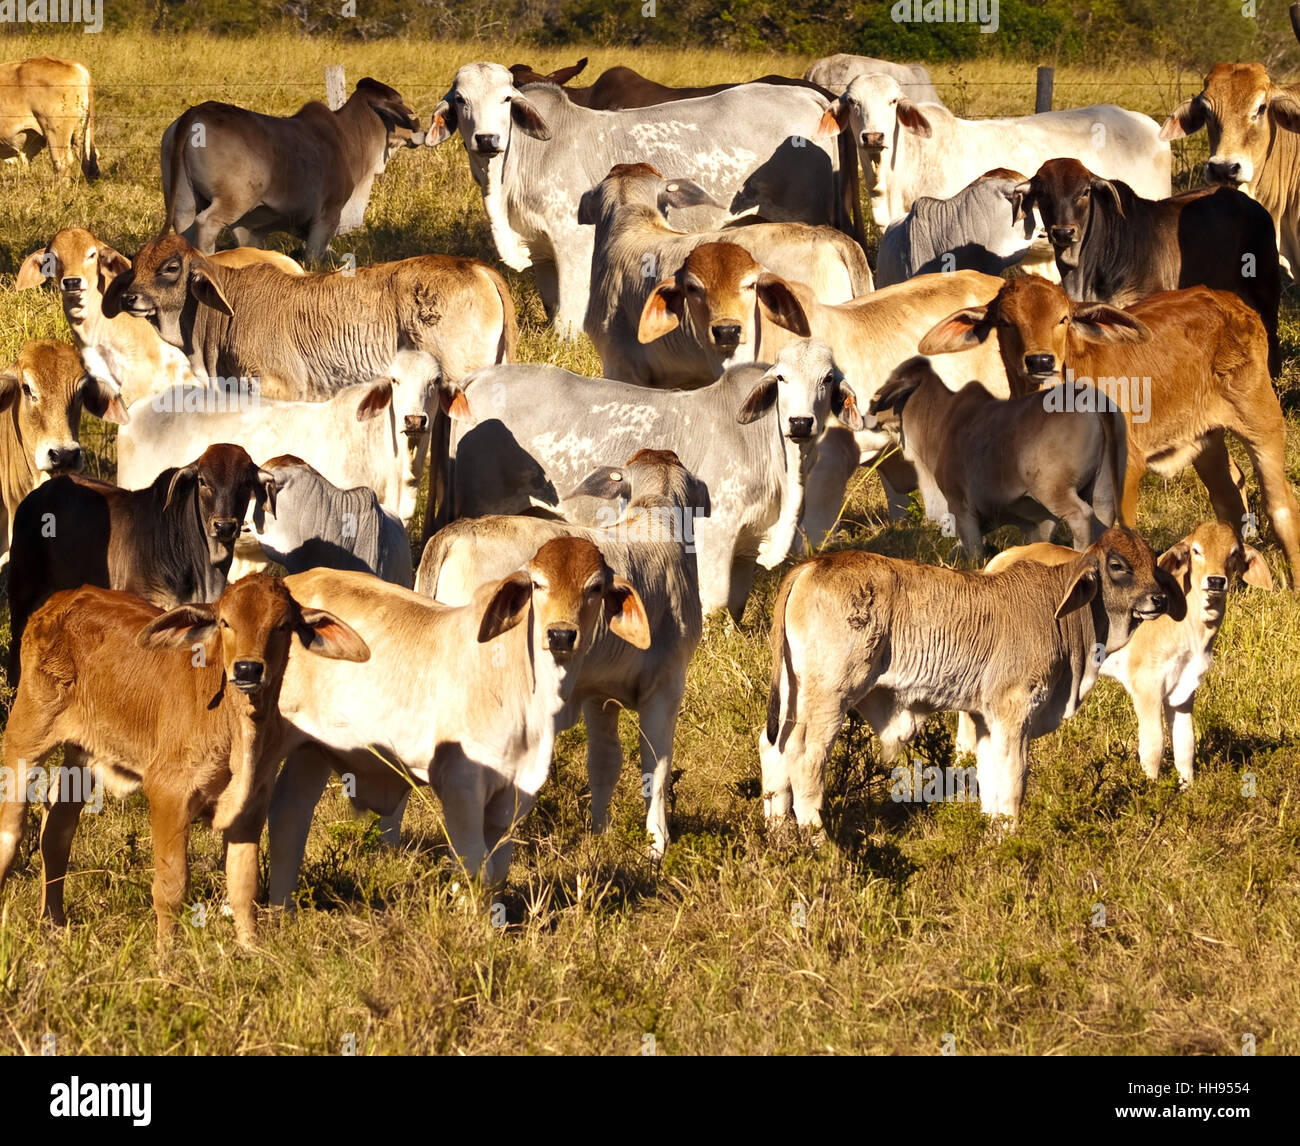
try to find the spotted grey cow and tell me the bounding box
[426,62,855,336]
[440,340,863,621]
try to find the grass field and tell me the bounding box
[1,32,1299,1056]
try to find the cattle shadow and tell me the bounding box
[730,136,836,224]
[448,419,558,516]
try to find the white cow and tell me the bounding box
[804,54,944,106]
[819,74,1171,228]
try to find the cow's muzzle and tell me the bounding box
[119,291,156,319]
[545,624,578,657]
[231,659,266,691]
[1049,226,1078,249]
[1132,593,1169,622]
[403,413,429,436]
[40,444,83,473]
[473,133,502,155]
[211,517,240,543]
[711,322,742,350]
[1205,158,1245,186]
[861,131,886,150]
[60,276,85,292]
[787,416,815,440]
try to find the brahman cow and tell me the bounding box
[0,56,98,178]
[0,576,368,948]
[919,276,1300,585]
[1160,64,1300,274]
[161,77,423,259]
[580,163,872,387]
[231,456,413,587]
[418,448,706,856]
[760,527,1184,828]
[425,63,856,334]
[803,53,944,106]
[956,522,1271,788]
[266,537,652,902]
[6,443,276,683]
[1015,158,1282,373]
[0,340,125,563]
[101,234,515,399]
[875,168,1060,286]
[16,228,304,405]
[116,360,464,527]
[818,73,1171,228]
[867,356,1126,556]
[442,340,861,621]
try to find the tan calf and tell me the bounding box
[0,576,368,947]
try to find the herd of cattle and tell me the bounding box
[0,45,1297,946]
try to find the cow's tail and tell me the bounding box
[163,111,195,237]
[836,130,866,251]
[413,519,458,598]
[80,73,99,180]
[485,264,518,363]
[1100,398,1129,528]
[425,400,459,543]
[765,563,806,745]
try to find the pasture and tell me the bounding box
[0,32,1298,1056]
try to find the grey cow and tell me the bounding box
[441,340,863,621]
[875,169,1060,287]
[426,62,855,335]
[235,455,412,588]
[803,54,944,107]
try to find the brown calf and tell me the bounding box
[0,575,368,946]
[919,276,1300,584]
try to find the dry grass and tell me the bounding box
[0,31,1298,1056]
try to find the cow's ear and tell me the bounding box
[137,603,218,650]
[817,97,851,138]
[918,306,994,354]
[1157,541,1192,593]
[1070,303,1149,345]
[1092,177,1124,217]
[1239,545,1274,589]
[605,576,652,649]
[897,99,933,138]
[82,376,129,424]
[478,570,533,643]
[1270,88,1300,133]
[356,380,394,420]
[577,186,602,226]
[255,467,278,518]
[296,608,370,662]
[97,243,132,290]
[659,178,720,212]
[164,463,197,511]
[190,266,234,316]
[757,273,810,337]
[15,249,51,290]
[832,379,864,432]
[550,58,587,85]
[439,384,472,421]
[0,365,21,413]
[565,466,631,502]
[1159,97,1206,141]
[510,92,551,140]
[1055,557,1099,619]
[1009,180,1034,224]
[690,475,712,519]
[99,267,132,317]
[870,362,926,419]
[1154,566,1187,622]
[637,280,684,343]
[426,99,457,146]
[737,369,778,424]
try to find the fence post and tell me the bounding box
[1035,66,1054,114]
[325,64,346,111]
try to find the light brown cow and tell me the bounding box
[0,340,125,563]
[16,228,305,405]
[0,56,98,179]
[759,527,1183,828]
[919,276,1300,585]
[958,522,1271,786]
[1160,64,1300,274]
[582,163,872,387]
[0,576,368,947]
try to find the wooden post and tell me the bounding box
[325,64,346,111]
[1035,66,1054,114]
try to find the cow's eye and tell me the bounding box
[1108,558,1130,575]
[456,94,466,106]
[87,250,97,260]
[1058,315,1069,325]
[162,260,181,275]
[1078,189,1089,200]
[1257,104,1268,117]
[218,618,230,630]
[1192,544,1203,558]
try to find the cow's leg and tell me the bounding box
[954,712,980,761]
[0,754,36,896]
[266,745,334,907]
[726,555,758,624]
[951,501,985,560]
[636,685,684,858]
[1234,417,1300,585]
[1166,698,1196,789]
[432,746,490,882]
[483,787,529,890]
[376,790,410,848]
[1120,450,1147,528]
[304,214,340,265]
[1129,680,1167,782]
[582,697,623,837]
[222,799,267,947]
[148,795,192,948]
[38,750,89,926]
[977,717,1030,823]
[1191,431,1248,531]
[758,725,794,822]
[550,256,588,339]
[799,429,859,549]
[1036,485,1093,551]
[784,697,848,831]
[230,225,267,249]
[190,201,245,255]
